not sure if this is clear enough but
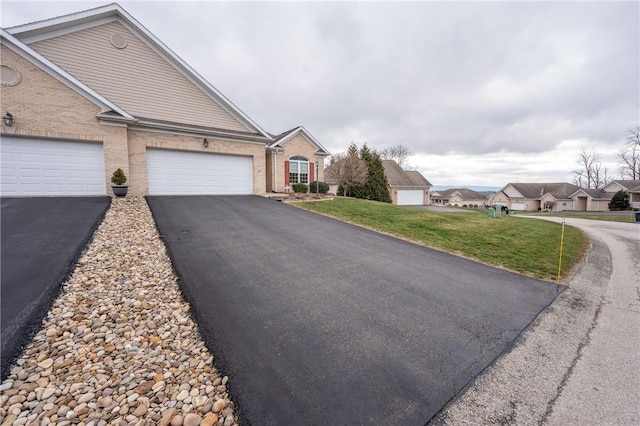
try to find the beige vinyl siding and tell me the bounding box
[30,21,250,132]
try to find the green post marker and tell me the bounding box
[557,218,566,283]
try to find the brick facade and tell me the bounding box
[1,46,269,196]
[267,133,325,193]
[127,130,266,195]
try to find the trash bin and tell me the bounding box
[635,212,640,222]
[488,207,495,218]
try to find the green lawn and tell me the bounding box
[294,198,588,282]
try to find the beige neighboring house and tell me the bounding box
[1,4,328,197]
[323,163,340,195]
[568,187,615,211]
[490,182,581,212]
[490,180,640,212]
[600,180,640,210]
[266,127,330,193]
[431,188,489,207]
[324,159,432,205]
[381,160,432,205]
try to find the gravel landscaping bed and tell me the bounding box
[0,197,237,426]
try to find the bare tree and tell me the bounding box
[620,126,640,180]
[329,143,368,197]
[572,147,610,189]
[380,144,412,169]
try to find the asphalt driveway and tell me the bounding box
[147,195,563,425]
[1,197,110,379]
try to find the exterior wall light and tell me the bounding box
[3,112,13,126]
[203,138,209,148]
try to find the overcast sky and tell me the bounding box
[3,1,639,187]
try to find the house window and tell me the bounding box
[289,156,309,184]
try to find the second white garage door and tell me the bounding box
[397,190,424,205]
[147,148,253,195]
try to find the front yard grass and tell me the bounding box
[294,198,588,282]
[521,211,637,223]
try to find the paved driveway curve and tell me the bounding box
[433,218,639,425]
[1,197,110,379]
[147,195,562,425]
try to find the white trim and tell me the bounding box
[11,17,119,44]
[269,126,330,154]
[1,29,134,120]
[7,3,272,140]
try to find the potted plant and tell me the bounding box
[111,168,128,197]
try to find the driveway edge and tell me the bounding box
[1,197,111,380]
[430,231,612,424]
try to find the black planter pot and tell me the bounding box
[111,185,129,197]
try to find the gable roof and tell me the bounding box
[434,188,488,200]
[569,188,615,200]
[1,28,135,122]
[5,3,271,140]
[269,126,330,155]
[611,180,640,192]
[382,160,431,187]
[505,182,580,199]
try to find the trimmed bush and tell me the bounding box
[292,183,308,193]
[309,181,329,194]
[609,190,630,211]
[111,168,127,185]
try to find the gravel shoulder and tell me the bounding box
[432,218,640,425]
[0,197,237,426]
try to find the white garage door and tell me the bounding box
[397,189,424,205]
[511,202,527,211]
[1,136,106,196]
[147,148,253,195]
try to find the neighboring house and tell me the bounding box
[431,188,488,207]
[490,183,581,212]
[381,160,432,205]
[266,127,329,193]
[323,163,340,195]
[324,159,432,205]
[568,188,615,212]
[1,4,328,197]
[490,181,640,212]
[601,180,640,210]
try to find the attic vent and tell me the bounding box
[0,66,22,86]
[110,33,128,49]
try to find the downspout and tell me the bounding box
[273,150,277,192]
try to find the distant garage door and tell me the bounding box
[147,148,253,195]
[1,136,106,196]
[397,189,424,205]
